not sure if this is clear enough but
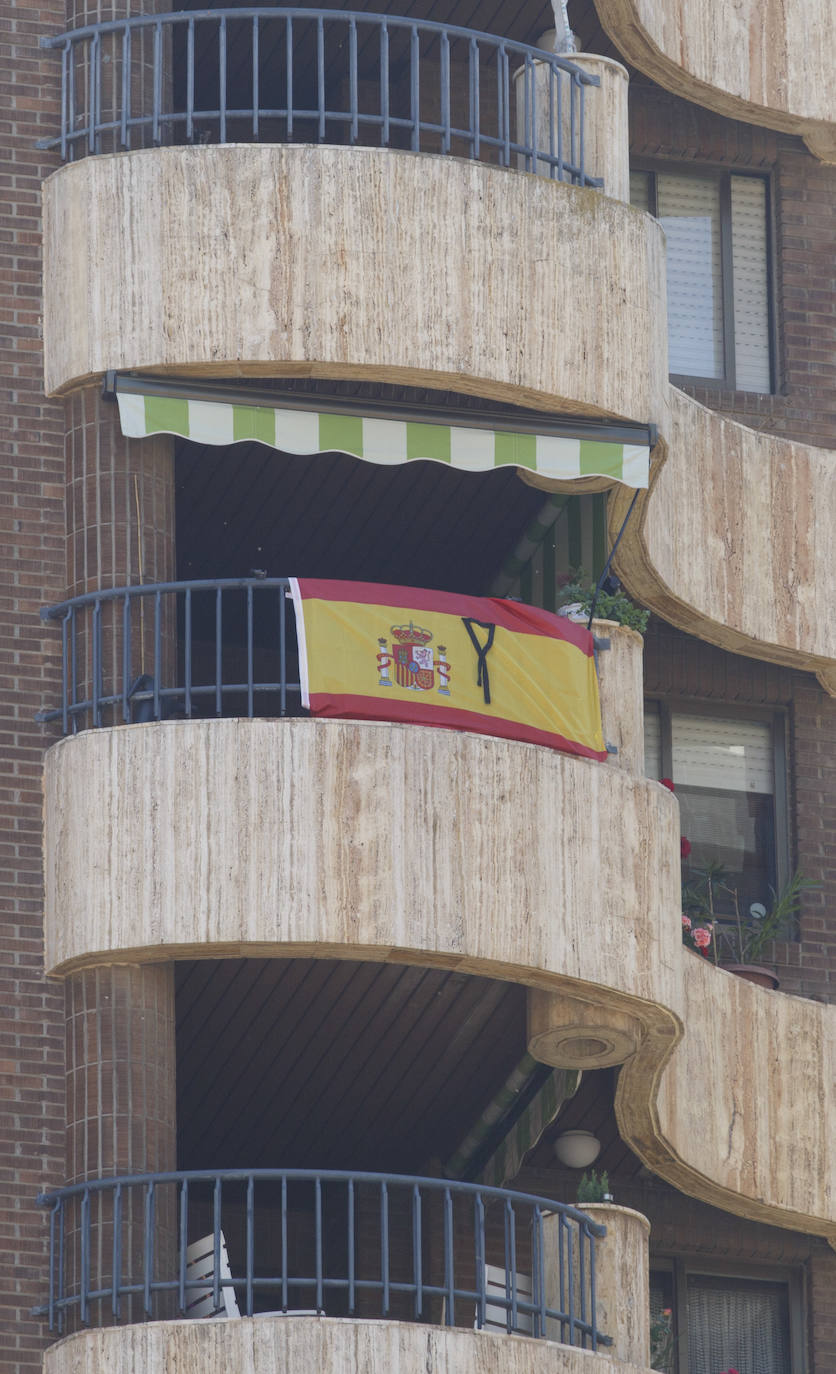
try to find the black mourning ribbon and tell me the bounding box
[461,618,496,705]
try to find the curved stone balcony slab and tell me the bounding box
[594,0,836,154]
[44,1318,651,1374]
[618,954,836,1240]
[42,143,669,427]
[43,719,682,993]
[43,718,836,1240]
[609,387,836,695]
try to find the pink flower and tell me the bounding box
[681,914,692,930]
[680,836,692,859]
[660,777,675,792]
[693,926,712,951]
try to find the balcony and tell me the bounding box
[39,574,674,980]
[33,1168,609,1344]
[39,9,667,425]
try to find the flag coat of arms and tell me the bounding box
[289,579,607,761]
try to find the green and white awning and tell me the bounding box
[116,389,651,489]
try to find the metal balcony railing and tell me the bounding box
[37,8,601,185]
[34,1168,610,1347]
[38,578,301,734]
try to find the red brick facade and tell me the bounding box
[0,12,833,1374]
[1,0,69,1368]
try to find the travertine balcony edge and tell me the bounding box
[593,0,835,150]
[42,143,670,429]
[609,386,836,692]
[43,1317,654,1374]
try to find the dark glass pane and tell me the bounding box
[679,785,775,916]
[650,1270,676,1374]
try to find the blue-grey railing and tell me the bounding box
[34,1168,610,1347]
[36,9,601,185]
[37,577,300,734]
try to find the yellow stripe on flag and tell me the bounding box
[298,595,605,756]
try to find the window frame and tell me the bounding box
[644,697,790,896]
[631,159,778,395]
[650,1254,807,1374]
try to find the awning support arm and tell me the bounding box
[586,487,641,629]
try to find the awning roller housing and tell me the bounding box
[109,374,654,490]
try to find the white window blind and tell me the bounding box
[631,167,772,392]
[629,170,651,212]
[671,714,773,794]
[731,175,771,391]
[644,706,662,779]
[656,174,725,380]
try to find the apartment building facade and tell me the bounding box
[2,1,835,1373]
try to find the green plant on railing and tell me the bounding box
[681,865,814,965]
[556,570,650,634]
[649,1306,674,1372]
[576,1169,610,1204]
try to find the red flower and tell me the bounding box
[693,926,712,951]
[680,836,692,859]
[660,777,675,792]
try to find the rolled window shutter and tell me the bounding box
[731,175,771,392]
[671,714,773,794]
[657,174,724,379]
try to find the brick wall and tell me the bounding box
[633,85,836,1003]
[629,84,836,445]
[0,0,68,1369]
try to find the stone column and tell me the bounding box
[544,1202,650,1363]
[514,52,630,202]
[64,964,177,1325]
[65,0,173,156]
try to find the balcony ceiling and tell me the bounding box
[175,387,551,591]
[175,958,527,1172]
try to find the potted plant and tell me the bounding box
[577,1168,612,1204]
[556,569,650,634]
[681,864,814,988]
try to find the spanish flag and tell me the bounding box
[290,579,607,762]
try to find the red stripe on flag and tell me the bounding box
[307,693,609,761]
[294,579,595,655]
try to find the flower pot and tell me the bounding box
[721,963,779,990]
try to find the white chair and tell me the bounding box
[184,1231,240,1319]
[479,1263,533,1334]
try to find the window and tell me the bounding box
[630,166,773,392]
[644,703,788,915]
[650,1262,803,1374]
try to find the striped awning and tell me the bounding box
[116,389,651,489]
